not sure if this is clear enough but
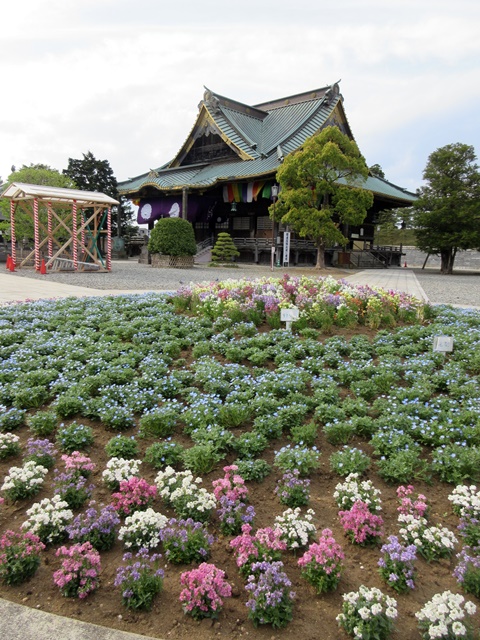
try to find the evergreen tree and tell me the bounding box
[63,151,134,235]
[413,143,480,274]
[271,126,373,268]
[211,232,240,263]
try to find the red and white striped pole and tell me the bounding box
[34,198,40,270]
[106,207,112,271]
[47,202,53,260]
[9,201,16,268]
[72,200,78,271]
[80,210,85,261]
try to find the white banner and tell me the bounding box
[283,231,291,265]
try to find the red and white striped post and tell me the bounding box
[72,200,78,271]
[106,207,112,271]
[33,198,40,270]
[80,210,85,261]
[47,202,53,260]
[9,201,16,267]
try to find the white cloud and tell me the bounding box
[1,1,479,193]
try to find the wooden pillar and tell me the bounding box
[33,197,40,270]
[72,200,78,270]
[9,201,16,267]
[182,188,188,220]
[107,207,112,271]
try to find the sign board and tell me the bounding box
[280,308,300,322]
[280,306,299,331]
[283,231,291,266]
[433,336,454,352]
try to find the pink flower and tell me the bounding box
[179,563,232,619]
[339,501,384,545]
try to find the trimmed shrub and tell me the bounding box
[148,218,196,256]
[211,233,240,263]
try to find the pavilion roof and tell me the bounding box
[1,182,119,206]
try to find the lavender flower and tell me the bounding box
[217,495,255,536]
[160,518,215,564]
[66,501,120,551]
[115,548,164,611]
[245,560,295,628]
[453,547,480,598]
[378,535,417,593]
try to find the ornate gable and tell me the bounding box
[170,94,256,168]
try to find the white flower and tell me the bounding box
[451,621,466,636]
[118,508,167,549]
[358,607,371,620]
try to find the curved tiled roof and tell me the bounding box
[118,84,416,206]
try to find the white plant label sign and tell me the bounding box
[280,307,299,331]
[433,335,454,352]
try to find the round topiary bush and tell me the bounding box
[148,218,197,257]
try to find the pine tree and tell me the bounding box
[211,232,240,263]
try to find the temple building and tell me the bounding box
[118,83,416,267]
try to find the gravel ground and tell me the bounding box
[5,260,480,307]
[6,260,351,291]
[413,268,480,307]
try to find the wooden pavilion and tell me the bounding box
[1,183,119,272]
[120,83,417,268]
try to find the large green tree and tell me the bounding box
[0,164,74,242]
[63,151,134,236]
[271,126,374,268]
[413,143,480,274]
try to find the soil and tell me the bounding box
[0,324,479,640]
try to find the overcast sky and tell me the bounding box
[1,0,479,195]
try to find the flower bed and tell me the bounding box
[0,277,479,639]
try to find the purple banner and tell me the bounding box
[137,197,205,225]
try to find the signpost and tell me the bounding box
[280,307,299,331]
[433,336,454,353]
[283,231,291,267]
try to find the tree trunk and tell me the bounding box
[440,248,457,274]
[315,239,326,269]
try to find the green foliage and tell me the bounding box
[144,441,184,469]
[272,126,373,267]
[138,407,179,438]
[431,444,480,484]
[105,435,139,460]
[0,164,74,241]
[148,217,196,256]
[211,232,240,263]
[27,411,57,437]
[56,422,94,453]
[63,151,134,235]
[330,446,371,476]
[376,450,430,485]
[289,421,318,446]
[182,443,223,475]
[323,421,356,445]
[413,143,480,274]
[233,458,271,482]
[0,408,26,432]
[233,432,269,458]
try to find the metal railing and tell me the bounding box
[195,236,214,254]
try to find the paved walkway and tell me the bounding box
[0,267,429,305]
[0,598,154,640]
